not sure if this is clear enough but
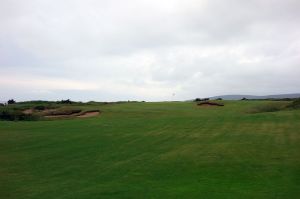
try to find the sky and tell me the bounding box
[0,0,300,102]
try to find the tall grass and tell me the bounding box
[246,102,288,113]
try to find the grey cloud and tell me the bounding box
[0,0,299,101]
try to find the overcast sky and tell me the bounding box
[1,0,300,102]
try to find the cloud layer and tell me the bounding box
[1,0,300,101]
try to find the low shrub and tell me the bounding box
[32,104,59,111]
[34,105,46,110]
[58,99,73,104]
[7,99,16,104]
[247,102,286,114]
[0,109,39,121]
[286,98,300,109]
[195,98,209,102]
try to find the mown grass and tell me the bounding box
[0,101,300,198]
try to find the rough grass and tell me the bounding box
[287,99,300,109]
[0,109,39,121]
[0,101,300,199]
[0,103,98,120]
[246,101,290,113]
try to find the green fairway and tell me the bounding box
[1,101,300,198]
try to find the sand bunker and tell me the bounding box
[22,109,33,114]
[197,101,224,107]
[77,111,100,118]
[44,111,100,118]
[44,113,78,118]
[19,107,100,120]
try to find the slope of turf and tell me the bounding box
[0,101,300,198]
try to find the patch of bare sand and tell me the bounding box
[77,111,100,118]
[22,109,33,114]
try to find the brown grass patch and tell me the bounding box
[197,101,224,107]
[22,109,33,114]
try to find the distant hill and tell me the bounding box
[209,93,300,100]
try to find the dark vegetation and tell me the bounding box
[241,97,298,101]
[286,98,300,109]
[247,103,285,113]
[194,98,210,101]
[271,98,298,101]
[7,99,16,104]
[58,99,73,104]
[197,101,224,106]
[33,104,58,110]
[0,109,38,121]
[33,105,46,110]
[246,98,300,113]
